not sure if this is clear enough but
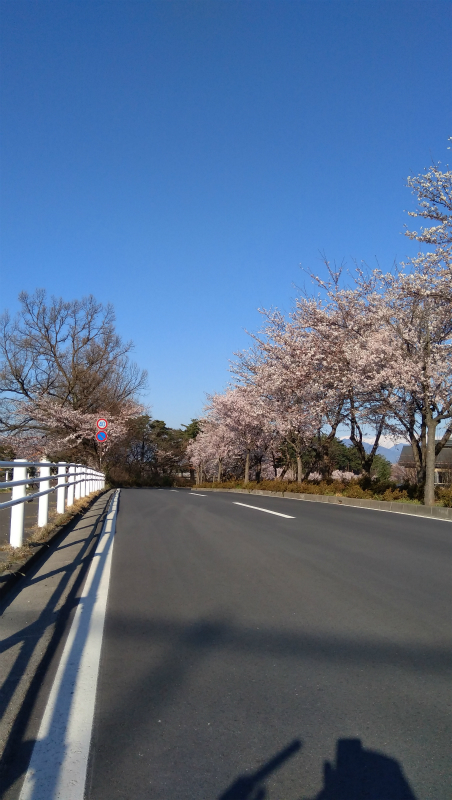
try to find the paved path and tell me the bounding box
[0,492,112,800]
[1,488,451,799]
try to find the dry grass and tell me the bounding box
[0,490,105,575]
[202,478,452,506]
[197,479,428,504]
[436,486,452,507]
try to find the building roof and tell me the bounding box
[398,441,452,468]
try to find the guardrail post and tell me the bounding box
[57,462,67,514]
[75,465,81,500]
[38,458,50,527]
[10,459,27,548]
[67,464,75,507]
[81,467,86,498]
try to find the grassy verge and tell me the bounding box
[196,479,452,507]
[0,490,105,575]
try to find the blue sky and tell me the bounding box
[1,1,451,428]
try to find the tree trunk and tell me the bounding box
[217,458,222,483]
[349,409,385,475]
[408,437,425,485]
[256,457,262,483]
[244,450,250,484]
[424,415,437,506]
[271,450,278,478]
[296,455,303,484]
[196,463,203,486]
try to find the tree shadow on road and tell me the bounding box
[217,738,417,800]
[81,610,444,798]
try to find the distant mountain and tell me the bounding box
[340,439,404,464]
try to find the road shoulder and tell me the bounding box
[0,490,112,800]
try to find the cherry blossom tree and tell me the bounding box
[288,277,387,476]
[236,339,322,482]
[405,142,452,251]
[187,386,278,484]
[206,387,277,484]
[368,263,452,505]
[233,300,356,481]
[6,397,144,467]
[365,144,452,504]
[297,252,451,503]
[186,420,234,484]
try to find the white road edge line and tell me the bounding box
[19,489,120,800]
[191,493,207,497]
[300,499,452,523]
[233,502,295,519]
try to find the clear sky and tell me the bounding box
[1,1,451,428]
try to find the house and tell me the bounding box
[398,441,452,484]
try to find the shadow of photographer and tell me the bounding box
[218,738,417,800]
[306,738,417,800]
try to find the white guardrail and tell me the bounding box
[0,459,105,548]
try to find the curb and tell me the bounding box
[191,487,452,522]
[0,490,112,602]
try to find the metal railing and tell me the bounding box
[0,459,105,548]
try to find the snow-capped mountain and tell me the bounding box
[341,439,404,464]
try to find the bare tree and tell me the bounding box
[0,289,147,436]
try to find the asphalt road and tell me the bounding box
[83,489,451,800]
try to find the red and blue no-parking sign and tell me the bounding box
[96,430,108,442]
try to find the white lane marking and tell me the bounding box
[19,490,120,800]
[298,498,452,523]
[191,493,207,497]
[169,490,179,492]
[233,502,295,519]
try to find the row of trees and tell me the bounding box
[106,416,199,485]
[188,144,452,504]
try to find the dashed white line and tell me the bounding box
[190,493,207,497]
[233,502,295,519]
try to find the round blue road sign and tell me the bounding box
[96,430,107,442]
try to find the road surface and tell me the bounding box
[1,488,451,799]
